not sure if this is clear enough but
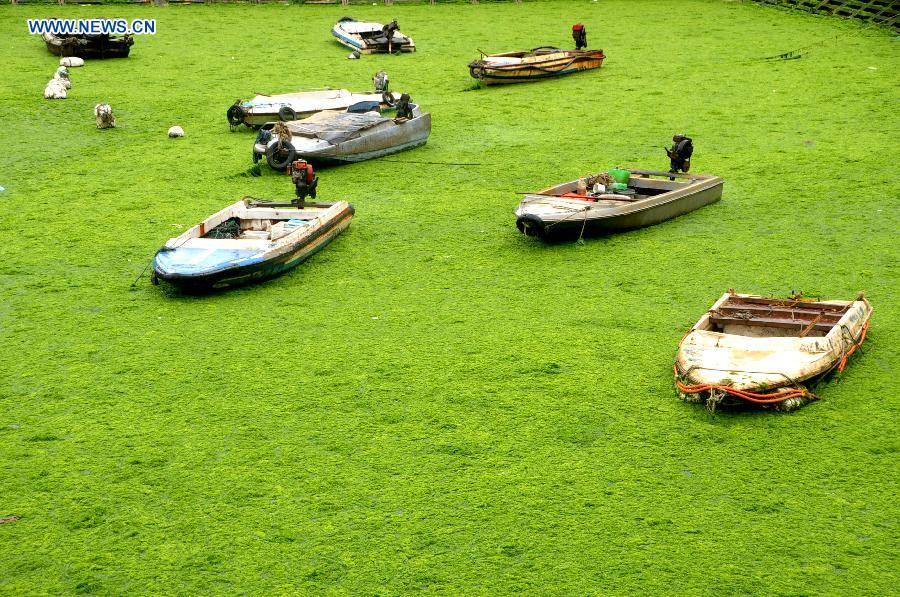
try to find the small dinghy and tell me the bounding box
[253,100,430,168]
[675,291,872,411]
[41,30,133,59]
[332,17,415,54]
[516,169,723,239]
[468,47,605,85]
[226,89,399,128]
[152,198,353,291]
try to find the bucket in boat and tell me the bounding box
[609,168,630,184]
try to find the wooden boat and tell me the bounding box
[468,47,605,85]
[41,31,133,59]
[151,198,353,291]
[253,104,431,167]
[331,17,415,54]
[675,291,872,411]
[515,169,723,239]
[227,89,400,128]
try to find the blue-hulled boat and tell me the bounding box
[151,198,353,291]
[331,17,415,54]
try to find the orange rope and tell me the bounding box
[673,365,815,404]
[838,320,869,372]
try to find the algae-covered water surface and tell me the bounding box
[0,1,898,593]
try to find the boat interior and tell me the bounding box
[543,170,700,202]
[700,295,852,338]
[166,202,344,251]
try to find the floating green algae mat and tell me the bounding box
[0,1,898,593]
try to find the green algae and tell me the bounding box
[0,1,898,593]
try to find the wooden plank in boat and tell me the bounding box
[717,304,845,322]
[708,314,835,332]
[723,296,849,312]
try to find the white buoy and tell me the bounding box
[60,57,85,67]
[168,126,185,138]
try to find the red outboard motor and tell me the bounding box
[572,23,587,50]
[289,159,318,204]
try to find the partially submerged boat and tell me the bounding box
[253,102,431,167]
[152,198,354,291]
[332,17,415,54]
[468,47,605,85]
[515,169,723,239]
[227,89,399,128]
[41,31,133,59]
[675,291,872,411]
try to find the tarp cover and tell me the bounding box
[284,111,391,144]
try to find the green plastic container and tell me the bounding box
[611,182,628,191]
[609,168,630,184]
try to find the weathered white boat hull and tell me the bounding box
[674,291,872,409]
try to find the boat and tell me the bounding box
[151,198,354,291]
[468,47,605,85]
[674,291,872,411]
[41,31,133,59]
[515,169,723,239]
[227,89,400,128]
[331,17,415,54]
[253,102,431,167]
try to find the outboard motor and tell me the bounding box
[572,24,587,50]
[373,70,389,93]
[227,99,247,128]
[666,134,694,173]
[382,19,399,40]
[395,93,413,120]
[290,159,318,204]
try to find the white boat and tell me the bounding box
[253,103,431,167]
[227,89,399,128]
[331,17,415,54]
[675,291,872,411]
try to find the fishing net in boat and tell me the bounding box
[204,218,241,239]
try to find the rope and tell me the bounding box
[673,365,816,404]
[838,320,869,372]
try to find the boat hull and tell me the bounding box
[296,112,431,163]
[42,33,133,58]
[516,170,723,239]
[153,204,353,291]
[237,91,399,128]
[469,50,604,85]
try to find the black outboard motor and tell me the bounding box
[666,134,693,173]
[572,24,587,50]
[382,19,399,40]
[395,93,413,120]
[226,99,247,127]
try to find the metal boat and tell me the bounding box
[254,104,430,167]
[515,169,723,239]
[226,89,399,128]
